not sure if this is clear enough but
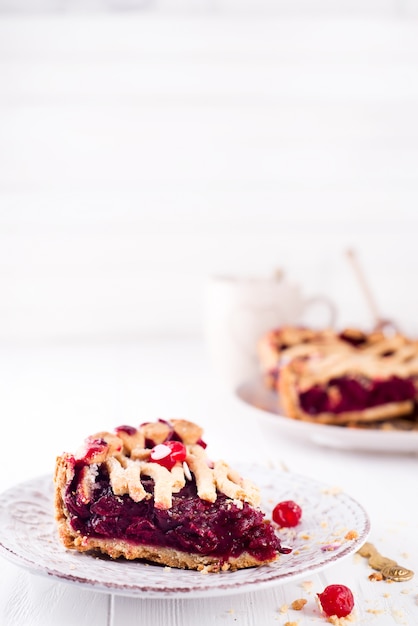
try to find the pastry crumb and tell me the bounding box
[300,580,313,592]
[391,609,406,620]
[327,614,355,625]
[284,622,298,626]
[322,486,343,496]
[279,604,289,614]
[345,530,358,540]
[291,598,307,610]
[369,572,384,582]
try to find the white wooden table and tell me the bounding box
[0,338,417,625]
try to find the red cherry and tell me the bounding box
[272,500,302,527]
[150,440,187,470]
[166,441,187,464]
[317,584,355,618]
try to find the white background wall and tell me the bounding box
[1,2,418,342]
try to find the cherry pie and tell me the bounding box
[279,339,418,425]
[54,419,287,572]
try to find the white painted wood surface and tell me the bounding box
[0,338,417,625]
[1,14,418,341]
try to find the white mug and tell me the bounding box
[203,273,337,389]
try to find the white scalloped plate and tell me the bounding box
[236,377,418,453]
[0,469,369,598]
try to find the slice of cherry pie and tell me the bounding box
[279,343,418,425]
[54,419,287,572]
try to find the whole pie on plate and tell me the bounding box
[54,419,287,572]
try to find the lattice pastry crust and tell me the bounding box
[256,326,383,389]
[257,326,339,388]
[257,325,412,388]
[56,419,260,510]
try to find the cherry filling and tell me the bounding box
[115,425,137,436]
[300,375,416,416]
[338,331,368,347]
[65,464,284,563]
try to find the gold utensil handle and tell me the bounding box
[357,542,414,582]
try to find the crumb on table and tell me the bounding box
[327,614,356,625]
[291,598,307,610]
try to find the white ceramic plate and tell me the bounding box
[236,377,418,453]
[0,469,369,598]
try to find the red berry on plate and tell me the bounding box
[317,584,355,618]
[272,500,302,527]
[150,440,187,470]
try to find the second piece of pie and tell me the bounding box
[279,346,418,426]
